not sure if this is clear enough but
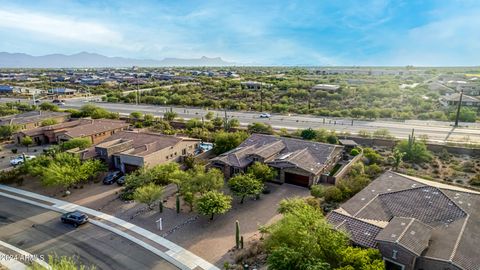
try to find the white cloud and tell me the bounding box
[0,9,125,48]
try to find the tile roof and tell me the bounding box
[375,217,432,256]
[327,171,480,270]
[63,119,129,138]
[212,133,343,175]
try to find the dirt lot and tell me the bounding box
[374,147,480,188]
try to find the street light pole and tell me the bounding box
[454,90,464,127]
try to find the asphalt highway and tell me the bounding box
[2,96,480,143]
[63,98,480,144]
[0,195,178,270]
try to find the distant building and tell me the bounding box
[327,171,480,270]
[240,81,272,90]
[48,87,76,95]
[442,93,480,107]
[211,134,343,187]
[0,85,14,93]
[311,84,341,93]
[456,83,480,96]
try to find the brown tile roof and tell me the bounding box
[63,119,129,138]
[212,134,343,175]
[327,171,480,270]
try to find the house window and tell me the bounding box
[174,152,177,156]
[182,148,187,155]
[166,156,169,159]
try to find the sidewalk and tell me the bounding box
[0,184,219,270]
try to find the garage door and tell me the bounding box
[284,172,310,187]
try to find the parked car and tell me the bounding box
[10,155,36,166]
[259,113,271,118]
[116,175,126,186]
[60,211,89,227]
[103,171,123,185]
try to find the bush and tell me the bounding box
[363,147,382,164]
[350,148,360,156]
[310,184,324,198]
[365,164,383,178]
[470,174,480,186]
[323,186,344,203]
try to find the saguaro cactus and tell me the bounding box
[240,236,244,249]
[176,194,180,214]
[235,220,240,249]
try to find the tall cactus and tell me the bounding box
[176,194,180,214]
[235,220,240,249]
[240,236,244,249]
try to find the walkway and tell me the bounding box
[0,185,219,270]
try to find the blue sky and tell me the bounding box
[0,0,479,66]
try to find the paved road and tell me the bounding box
[63,99,480,144]
[2,96,480,143]
[0,195,178,270]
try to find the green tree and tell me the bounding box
[228,174,263,204]
[323,186,344,203]
[266,199,383,270]
[21,136,33,151]
[391,149,405,170]
[205,111,214,120]
[395,139,432,163]
[301,128,317,140]
[133,183,164,210]
[163,111,177,121]
[130,111,143,119]
[60,138,92,151]
[226,118,240,130]
[213,131,249,154]
[363,147,382,164]
[247,122,274,134]
[195,191,232,220]
[39,102,59,111]
[449,107,477,122]
[247,162,277,182]
[41,118,58,126]
[0,125,19,139]
[310,184,324,198]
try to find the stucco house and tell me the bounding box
[79,131,200,173]
[14,118,129,145]
[327,171,480,270]
[211,133,344,187]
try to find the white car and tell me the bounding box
[10,155,36,166]
[259,113,271,118]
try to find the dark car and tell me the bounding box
[116,175,126,186]
[60,211,88,227]
[103,171,123,185]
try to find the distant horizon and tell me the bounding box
[0,1,479,66]
[1,51,479,69]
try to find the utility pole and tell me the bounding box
[454,90,464,127]
[136,77,140,106]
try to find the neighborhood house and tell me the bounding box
[327,171,480,270]
[0,111,70,131]
[77,130,201,173]
[211,133,344,187]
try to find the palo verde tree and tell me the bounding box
[133,183,164,210]
[195,190,232,220]
[228,174,263,204]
